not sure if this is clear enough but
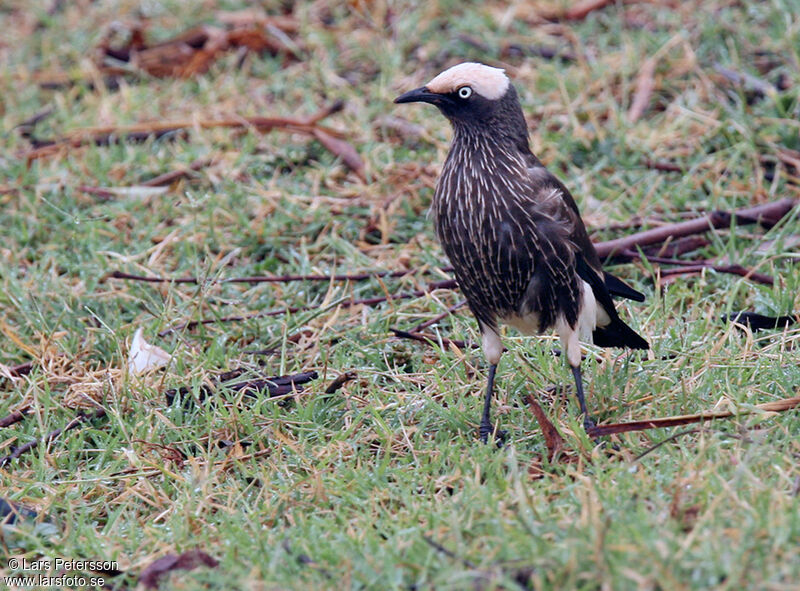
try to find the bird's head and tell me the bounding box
[394,62,517,123]
[394,62,529,148]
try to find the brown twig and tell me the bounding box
[109,269,416,285]
[643,235,709,258]
[657,263,774,285]
[164,370,318,406]
[0,408,107,467]
[422,536,477,568]
[3,361,34,378]
[0,410,30,429]
[324,371,357,394]
[14,105,55,134]
[587,395,800,438]
[620,250,776,285]
[22,103,363,177]
[28,129,186,158]
[413,300,468,332]
[714,63,777,98]
[142,157,214,187]
[632,428,703,462]
[643,158,684,173]
[500,42,576,63]
[390,328,477,351]
[159,279,458,336]
[564,0,613,20]
[594,198,797,258]
[160,309,303,336]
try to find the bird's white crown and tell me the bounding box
[426,62,510,101]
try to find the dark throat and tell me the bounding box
[450,89,532,157]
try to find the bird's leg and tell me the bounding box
[479,327,506,445]
[570,364,596,432]
[479,363,498,444]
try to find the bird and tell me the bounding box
[394,62,648,443]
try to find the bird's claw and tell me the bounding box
[479,423,507,447]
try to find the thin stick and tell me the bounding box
[22,103,350,162]
[159,280,458,336]
[324,371,357,394]
[4,361,33,377]
[594,198,796,258]
[587,395,800,438]
[643,235,709,258]
[412,300,467,332]
[141,158,214,187]
[657,263,774,285]
[109,269,416,285]
[165,370,318,405]
[422,536,476,569]
[0,408,107,467]
[0,410,30,429]
[632,428,703,462]
[620,250,776,285]
[564,0,613,20]
[643,159,684,173]
[390,328,477,351]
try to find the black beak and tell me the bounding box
[394,86,441,105]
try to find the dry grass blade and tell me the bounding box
[628,34,684,123]
[588,395,800,437]
[628,57,656,123]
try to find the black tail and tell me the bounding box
[593,317,649,350]
[604,271,645,302]
[576,255,649,350]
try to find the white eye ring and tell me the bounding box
[458,86,473,99]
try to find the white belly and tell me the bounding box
[501,312,541,336]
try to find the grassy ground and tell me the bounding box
[2,0,799,589]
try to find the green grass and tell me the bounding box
[2,0,799,589]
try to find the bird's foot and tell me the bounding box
[479,421,491,444]
[479,423,507,447]
[582,416,611,448]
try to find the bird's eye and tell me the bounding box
[457,86,473,99]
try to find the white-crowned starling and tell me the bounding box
[395,62,648,443]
